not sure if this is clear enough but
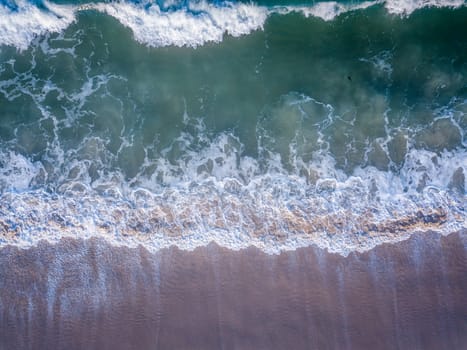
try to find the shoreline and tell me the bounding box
[1,186,464,256]
[1,226,464,257]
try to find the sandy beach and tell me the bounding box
[1,230,465,350]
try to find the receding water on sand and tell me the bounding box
[1,231,466,349]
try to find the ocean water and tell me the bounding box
[0,0,466,254]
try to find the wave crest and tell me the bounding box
[1,0,465,50]
[93,1,267,48]
[0,0,75,51]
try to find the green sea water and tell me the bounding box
[0,0,465,252]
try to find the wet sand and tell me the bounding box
[0,230,466,350]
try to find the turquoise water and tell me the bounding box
[0,0,465,253]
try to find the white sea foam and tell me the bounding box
[0,0,76,51]
[0,133,465,256]
[0,151,43,191]
[273,1,380,21]
[0,89,464,255]
[93,1,267,48]
[384,0,465,15]
[1,0,465,51]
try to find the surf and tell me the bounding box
[1,0,466,50]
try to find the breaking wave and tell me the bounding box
[0,116,465,255]
[0,0,465,50]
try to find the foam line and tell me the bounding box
[0,144,465,256]
[384,0,465,15]
[271,1,380,21]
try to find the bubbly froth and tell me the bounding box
[0,141,465,256]
[0,0,466,50]
[0,0,76,51]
